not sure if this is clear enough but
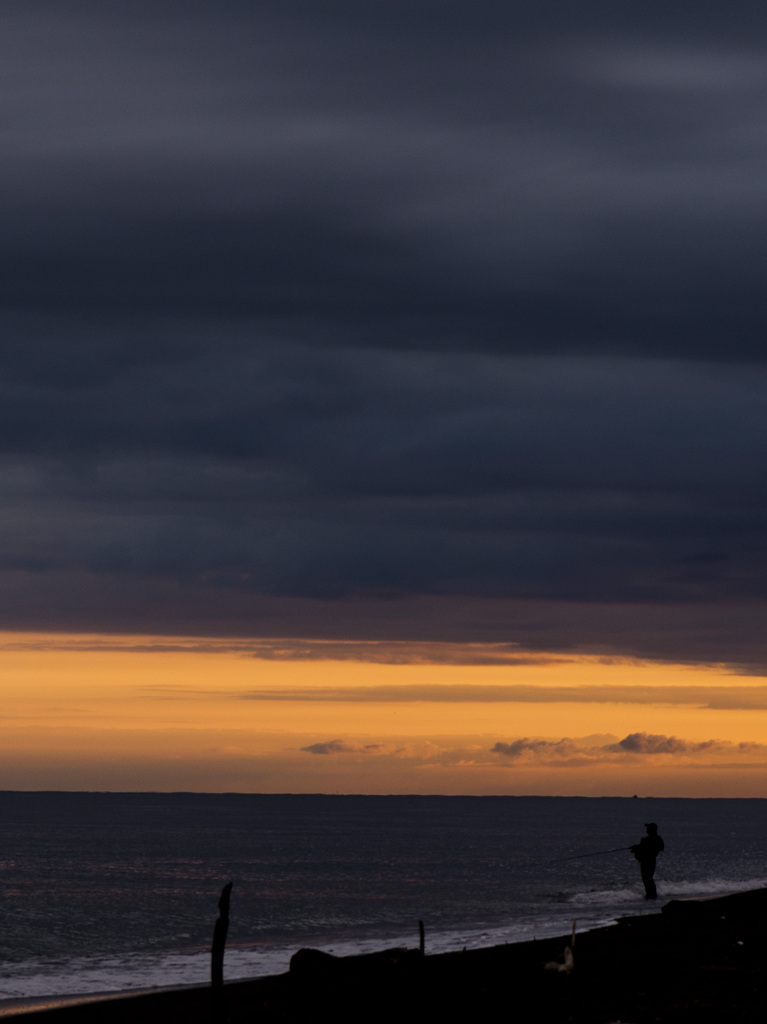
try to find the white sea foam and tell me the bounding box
[571,876,767,906]
[0,947,276,1003]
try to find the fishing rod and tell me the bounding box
[547,845,633,864]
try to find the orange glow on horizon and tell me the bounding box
[2,632,767,796]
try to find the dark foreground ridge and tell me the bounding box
[11,888,767,1024]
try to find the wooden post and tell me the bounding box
[419,919,425,955]
[211,882,233,991]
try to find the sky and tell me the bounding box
[3,0,767,795]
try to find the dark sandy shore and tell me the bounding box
[9,888,767,1023]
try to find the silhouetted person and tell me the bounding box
[631,822,664,899]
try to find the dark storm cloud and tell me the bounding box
[4,1,767,356]
[3,1,767,662]
[2,352,766,605]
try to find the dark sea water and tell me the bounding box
[1,792,766,1004]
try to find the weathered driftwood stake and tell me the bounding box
[419,919,425,955]
[211,882,233,990]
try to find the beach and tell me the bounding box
[7,887,767,1023]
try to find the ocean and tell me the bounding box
[1,793,765,1008]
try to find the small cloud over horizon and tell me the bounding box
[491,732,765,767]
[300,739,400,756]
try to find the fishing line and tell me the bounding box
[547,845,633,864]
